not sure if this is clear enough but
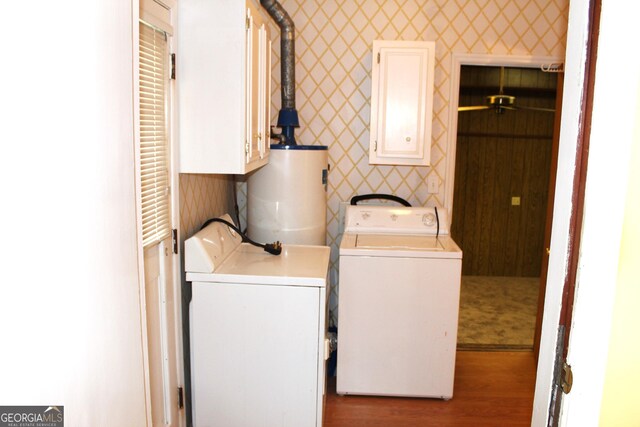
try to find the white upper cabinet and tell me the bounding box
[178,0,271,174]
[246,3,271,167]
[369,40,435,166]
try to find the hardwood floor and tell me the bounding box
[324,351,536,427]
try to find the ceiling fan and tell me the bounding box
[457,67,555,114]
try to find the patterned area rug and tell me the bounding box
[457,276,540,351]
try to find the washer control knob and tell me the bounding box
[422,213,436,226]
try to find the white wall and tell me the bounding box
[0,1,148,425]
[599,84,640,425]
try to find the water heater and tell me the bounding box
[247,145,328,245]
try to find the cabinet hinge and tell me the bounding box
[377,52,380,64]
[245,141,250,154]
[172,229,178,254]
[170,53,176,80]
[178,386,184,409]
[246,17,250,30]
[374,140,378,152]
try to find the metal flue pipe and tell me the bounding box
[260,0,299,145]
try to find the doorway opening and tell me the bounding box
[450,64,559,351]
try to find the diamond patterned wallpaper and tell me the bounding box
[243,0,569,325]
[179,174,234,243]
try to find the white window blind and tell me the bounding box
[139,22,171,248]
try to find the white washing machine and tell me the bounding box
[185,215,331,427]
[337,205,462,399]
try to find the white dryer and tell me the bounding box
[185,215,331,427]
[337,205,462,399]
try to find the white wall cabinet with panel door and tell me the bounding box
[369,40,435,166]
[178,0,270,174]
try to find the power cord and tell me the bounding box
[200,217,282,256]
[232,175,242,232]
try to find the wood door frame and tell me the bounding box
[548,0,607,423]
[533,72,564,360]
[446,54,563,355]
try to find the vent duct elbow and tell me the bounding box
[260,0,299,145]
[259,0,295,111]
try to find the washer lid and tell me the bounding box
[340,233,462,259]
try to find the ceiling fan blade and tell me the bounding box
[516,105,556,113]
[458,105,491,112]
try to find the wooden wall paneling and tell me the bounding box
[507,67,522,89]
[520,135,536,276]
[459,103,481,274]
[452,145,464,239]
[490,115,517,275]
[509,111,531,276]
[507,110,528,276]
[451,134,468,248]
[536,137,553,272]
[525,143,541,278]
[475,140,488,274]
[462,139,478,274]
[523,137,536,277]
[523,116,553,276]
[528,111,554,276]
[529,88,556,276]
[468,106,488,275]
[486,134,502,277]
[518,112,535,276]
[492,118,506,274]
[527,136,544,278]
[527,119,548,276]
[479,115,499,276]
[536,135,552,274]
